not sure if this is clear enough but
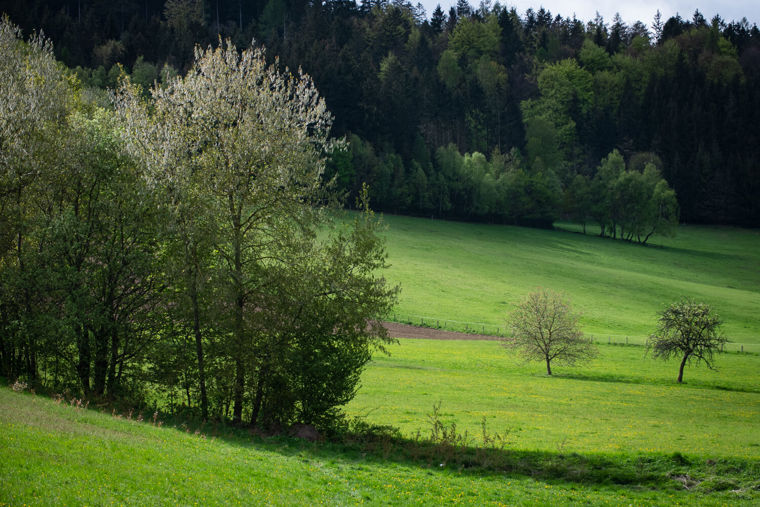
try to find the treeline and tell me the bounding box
[0,18,397,428]
[4,0,759,227]
[335,138,678,239]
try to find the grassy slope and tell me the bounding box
[377,214,760,346]
[2,387,758,505]
[4,217,759,504]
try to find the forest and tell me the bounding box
[2,0,759,228]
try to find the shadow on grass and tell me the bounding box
[553,224,751,265]
[155,413,760,496]
[552,371,760,394]
[651,243,747,262]
[5,386,759,498]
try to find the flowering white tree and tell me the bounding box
[0,16,72,260]
[0,17,75,383]
[116,40,341,423]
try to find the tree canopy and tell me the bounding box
[647,299,726,383]
[0,18,398,430]
[3,2,759,229]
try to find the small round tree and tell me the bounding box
[648,299,726,383]
[503,289,596,375]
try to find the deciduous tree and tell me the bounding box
[117,39,337,423]
[246,194,398,428]
[0,16,73,384]
[117,39,397,428]
[503,289,596,375]
[647,299,726,383]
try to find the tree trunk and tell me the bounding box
[17,213,37,384]
[233,355,244,423]
[77,324,91,395]
[26,330,36,382]
[93,326,109,396]
[545,357,552,375]
[677,353,689,383]
[24,340,35,381]
[0,333,8,378]
[642,227,655,245]
[185,374,192,407]
[250,364,267,427]
[106,326,119,397]
[189,271,209,420]
[231,195,245,424]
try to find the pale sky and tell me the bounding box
[417,0,759,28]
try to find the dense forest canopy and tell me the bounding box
[3,0,760,227]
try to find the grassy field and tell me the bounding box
[376,214,760,348]
[3,385,759,505]
[347,339,760,459]
[3,216,759,504]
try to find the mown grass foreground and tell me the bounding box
[2,383,759,506]
[378,214,760,347]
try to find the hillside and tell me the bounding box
[3,217,759,505]
[3,386,759,505]
[376,214,760,348]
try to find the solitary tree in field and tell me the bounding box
[648,299,725,383]
[503,290,596,375]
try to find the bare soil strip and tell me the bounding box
[383,321,499,341]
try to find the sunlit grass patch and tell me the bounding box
[374,214,760,347]
[348,339,760,459]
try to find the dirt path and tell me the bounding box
[383,321,500,341]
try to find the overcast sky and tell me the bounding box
[417,1,759,28]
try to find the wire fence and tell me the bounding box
[390,312,506,336]
[388,312,760,354]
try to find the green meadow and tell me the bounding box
[3,385,759,505]
[347,339,760,458]
[377,214,760,349]
[3,215,760,504]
